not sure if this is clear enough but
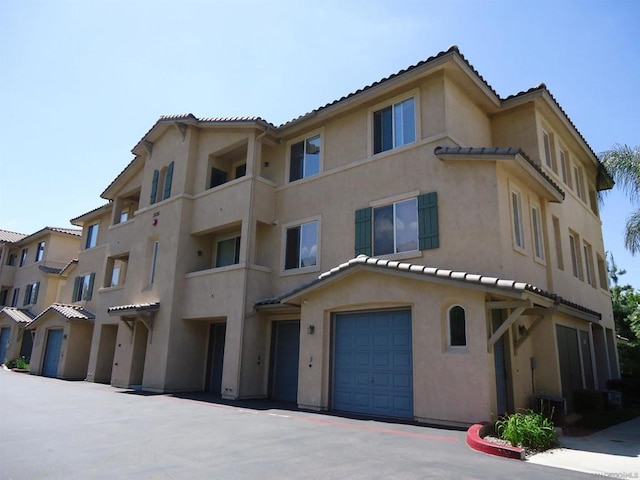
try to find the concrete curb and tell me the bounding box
[466,423,525,460]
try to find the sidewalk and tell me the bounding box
[528,416,640,476]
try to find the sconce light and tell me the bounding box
[518,324,527,336]
[263,161,270,167]
[307,325,315,335]
[197,250,202,256]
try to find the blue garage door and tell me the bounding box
[42,329,63,377]
[333,309,413,419]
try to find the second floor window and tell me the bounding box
[23,282,39,306]
[285,221,318,270]
[215,236,241,268]
[289,135,321,182]
[373,97,415,154]
[73,273,95,302]
[511,191,525,249]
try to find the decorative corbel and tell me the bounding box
[143,141,154,157]
[174,122,188,141]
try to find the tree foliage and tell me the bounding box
[601,144,640,255]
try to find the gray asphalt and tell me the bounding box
[0,369,596,479]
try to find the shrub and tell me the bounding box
[495,408,556,449]
[6,356,29,370]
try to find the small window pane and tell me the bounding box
[373,106,393,154]
[304,135,321,178]
[395,198,418,252]
[397,97,415,147]
[216,237,239,268]
[289,141,304,181]
[373,205,394,256]
[300,222,318,267]
[285,227,300,270]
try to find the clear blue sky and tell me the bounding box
[1,0,638,287]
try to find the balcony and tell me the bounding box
[182,266,246,319]
[0,265,17,287]
[190,176,275,234]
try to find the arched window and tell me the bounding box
[448,305,466,347]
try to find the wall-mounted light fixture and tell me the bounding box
[307,325,315,335]
[518,324,528,336]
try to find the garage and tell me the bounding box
[333,309,413,419]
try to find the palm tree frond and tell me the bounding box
[624,209,640,256]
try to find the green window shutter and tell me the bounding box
[163,161,174,199]
[418,192,439,250]
[85,273,95,301]
[354,207,372,256]
[33,282,40,304]
[150,169,159,204]
[72,276,81,302]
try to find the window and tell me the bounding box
[373,97,415,154]
[86,224,99,249]
[560,149,571,187]
[150,241,159,284]
[583,242,596,288]
[552,216,564,270]
[35,241,45,262]
[150,161,174,203]
[289,135,321,182]
[531,205,544,261]
[235,164,246,179]
[73,273,95,302]
[597,253,608,290]
[355,192,438,256]
[11,288,20,307]
[573,165,586,202]
[7,253,16,266]
[373,198,418,256]
[215,236,241,268]
[105,255,129,288]
[0,289,8,306]
[19,248,28,267]
[285,221,318,270]
[23,282,39,306]
[511,190,525,249]
[448,305,467,347]
[542,130,553,169]
[120,208,129,223]
[588,188,599,216]
[569,232,583,280]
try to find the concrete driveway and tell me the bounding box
[0,370,596,479]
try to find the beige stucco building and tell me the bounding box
[0,227,81,365]
[20,47,619,425]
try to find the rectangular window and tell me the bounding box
[531,205,544,261]
[583,242,596,288]
[209,167,228,189]
[150,241,159,284]
[373,198,419,256]
[0,289,7,306]
[7,253,16,266]
[73,274,95,302]
[235,164,246,179]
[373,97,415,154]
[86,224,99,249]
[588,188,599,216]
[560,150,571,186]
[215,236,241,268]
[569,232,583,280]
[597,253,608,290]
[120,208,129,223]
[105,255,129,288]
[35,241,45,262]
[289,134,321,182]
[11,288,20,307]
[552,216,564,270]
[19,248,28,267]
[23,282,39,306]
[542,130,553,169]
[573,165,585,201]
[285,221,318,270]
[511,191,525,249]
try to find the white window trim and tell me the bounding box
[280,215,321,276]
[285,128,324,184]
[530,203,545,263]
[367,88,421,158]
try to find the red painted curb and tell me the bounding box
[466,423,524,460]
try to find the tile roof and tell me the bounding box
[107,302,160,315]
[58,258,78,275]
[433,146,565,198]
[71,203,111,223]
[28,303,95,329]
[39,265,63,275]
[0,307,35,324]
[17,226,82,244]
[0,229,27,243]
[256,255,601,319]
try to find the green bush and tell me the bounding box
[5,356,29,370]
[495,408,557,449]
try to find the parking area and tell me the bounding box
[0,370,593,479]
